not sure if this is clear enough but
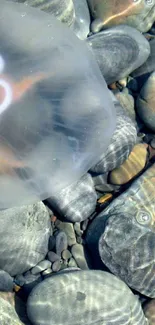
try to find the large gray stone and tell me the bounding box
[27,270,148,325]
[0,202,51,276]
[0,297,23,325]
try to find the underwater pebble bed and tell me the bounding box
[0,0,155,325]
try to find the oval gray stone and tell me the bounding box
[0,202,51,276]
[27,270,148,325]
[87,25,150,85]
[56,231,68,256]
[31,260,52,275]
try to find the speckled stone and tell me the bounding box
[87,164,155,297]
[49,173,97,222]
[56,231,68,256]
[87,0,155,33]
[27,270,148,325]
[87,25,150,84]
[0,203,51,276]
[0,297,24,325]
[31,260,52,275]
[136,71,155,131]
[47,251,61,263]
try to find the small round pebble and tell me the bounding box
[52,260,62,272]
[55,221,77,246]
[71,243,89,269]
[62,249,72,261]
[47,251,61,263]
[27,270,148,325]
[31,260,52,275]
[56,231,68,256]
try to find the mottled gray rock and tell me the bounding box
[87,164,155,297]
[71,0,90,39]
[71,244,89,269]
[0,203,51,276]
[27,270,148,325]
[87,25,150,84]
[55,221,76,246]
[49,173,97,222]
[0,297,23,325]
[56,231,68,256]
[31,260,52,275]
[0,270,14,292]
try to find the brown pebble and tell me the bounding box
[13,284,21,293]
[51,215,57,223]
[98,193,113,204]
[109,143,148,185]
[143,299,155,324]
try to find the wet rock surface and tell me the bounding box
[0,203,51,276]
[27,270,148,325]
[0,0,155,325]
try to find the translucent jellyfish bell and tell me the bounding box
[0,0,116,208]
